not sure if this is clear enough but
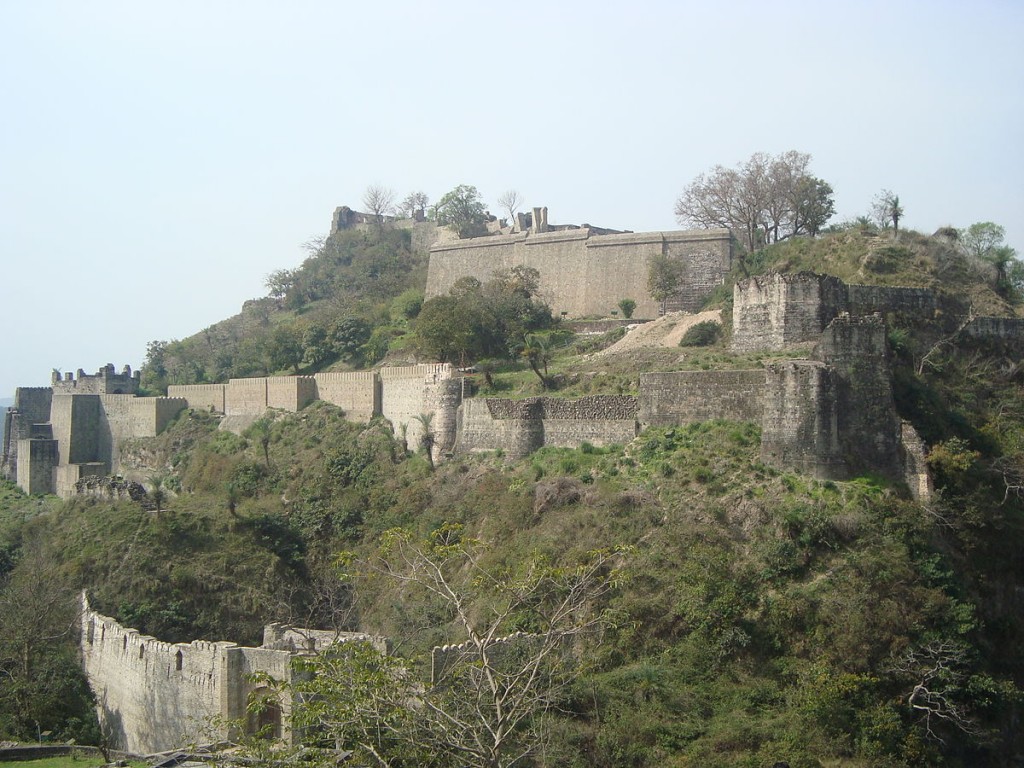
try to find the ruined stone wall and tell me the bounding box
[426,228,732,319]
[813,315,902,479]
[638,371,765,426]
[51,394,102,467]
[16,438,57,495]
[379,365,456,455]
[55,463,106,498]
[761,361,843,478]
[1,387,52,481]
[963,316,1024,352]
[167,384,226,413]
[455,396,638,459]
[313,372,379,422]
[81,597,235,752]
[732,272,846,352]
[96,396,187,476]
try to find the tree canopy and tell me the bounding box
[415,267,554,365]
[431,184,489,238]
[674,150,835,257]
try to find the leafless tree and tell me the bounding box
[890,641,980,743]
[281,526,629,768]
[674,150,834,261]
[363,185,396,227]
[497,189,523,226]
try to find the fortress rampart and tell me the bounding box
[80,593,383,754]
[425,225,733,318]
[6,274,1020,500]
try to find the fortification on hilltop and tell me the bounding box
[6,270,1023,502]
[424,205,733,318]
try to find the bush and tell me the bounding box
[617,299,637,319]
[679,321,722,347]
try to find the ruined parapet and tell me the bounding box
[900,421,933,501]
[52,364,140,395]
[262,624,388,655]
[732,272,847,352]
[813,314,902,479]
[80,592,365,754]
[639,370,765,426]
[962,316,1024,354]
[455,396,638,459]
[761,360,844,478]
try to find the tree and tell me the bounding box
[497,190,523,226]
[281,525,627,768]
[413,412,435,469]
[432,184,489,238]
[647,253,684,314]
[617,299,636,319]
[267,322,305,374]
[362,185,396,228]
[265,269,297,299]
[872,190,904,235]
[960,222,1020,299]
[398,191,429,219]
[674,150,834,258]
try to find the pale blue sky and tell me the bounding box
[2,0,1021,396]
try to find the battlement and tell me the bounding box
[52,364,140,395]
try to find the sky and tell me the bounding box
[1,0,1022,397]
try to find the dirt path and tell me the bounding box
[593,310,722,357]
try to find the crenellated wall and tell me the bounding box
[312,371,379,422]
[80,593,384,754]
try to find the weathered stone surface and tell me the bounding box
[639,370,764,426]
[426,226,733,319]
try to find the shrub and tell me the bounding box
[617,299,637,319]
[680,321,722,347]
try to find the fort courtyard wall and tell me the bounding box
[425,227,733,318]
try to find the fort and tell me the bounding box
[5,271,1021,503]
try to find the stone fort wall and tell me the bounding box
[425,227,733,318]
[80,594,385,753]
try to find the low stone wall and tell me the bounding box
[638,370,765,426]
[456,396,638,458]
[267,376,316,411]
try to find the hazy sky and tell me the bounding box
[2,0,1021,397]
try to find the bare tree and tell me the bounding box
[497,189,523,226]
[674,150,834,259]
[890,641,980,743]
[278,526,629,768]
[363,185,396,227]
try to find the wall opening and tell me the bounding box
[87,621,95,645]
[246,688,283,740]
[175,650,183,671]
